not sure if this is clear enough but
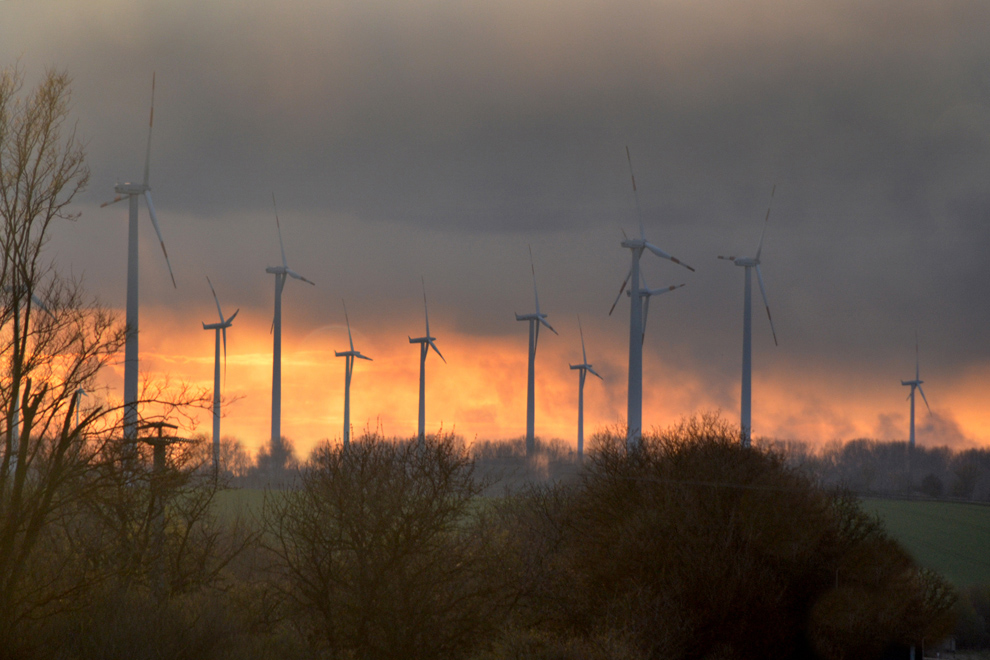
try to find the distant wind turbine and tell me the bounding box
[99,73,177,446]
[901,334,931,450]
[516,246,557,457]
[202,277,238,474]
[335,302,372,446]
[266,194,315,445]
[613,269,685,345]
[74,387,87,429]
[569,317,602,460]
[408,279,445,447]
[718,185,779,447]
[613,147,694,451]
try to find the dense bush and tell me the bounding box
[485,415,957,660]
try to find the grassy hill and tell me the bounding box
[861,497,990,587]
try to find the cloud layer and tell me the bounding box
[4,0,990,453]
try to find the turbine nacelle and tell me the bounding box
[570,362,603,379]
[724,256,759,268]
[112,181,150,196]
[515,311,558,334]
[335,350,372,361]
[203,319,236,330]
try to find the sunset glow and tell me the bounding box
[80,305,990,461]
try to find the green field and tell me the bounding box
[861,498,990,587]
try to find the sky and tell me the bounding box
[3,0,990,458]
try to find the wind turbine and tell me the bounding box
[408,279,445,447]
[515,246,557,457]
[265,194,315,445]
[99,73,177,446]
[569,317,602,460]
[335,302,372,446]
[202,277,238,474]
[902,334,931,450]
[718,185,778,447]
[613,269,685,346]
[613,147,694,452]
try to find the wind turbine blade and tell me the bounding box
[222,325,228,383]
[717,255,736,261]
[755,265,777,346]
[645,283,686,297]
[343,301,354,352]
[143,191,176,288]
[30,293,51,316]
[226,308,239,324]
[626,146,645,240]
[273,193,288,268]
[540,317,558,335]
[578,315,587,364]
[914,330,927,382]
[143,72,155,187]
[918,384,932,413]
[429,339,446,363]
[609,269,631,316]
[756,184,775,261]
[645,242,695,272]
[207,276,224,321]
[287,269,316,286]
[100,195,127,208]
[357,353,373,361]
[529,245,541,314]
[422,276,430,336]
[588,365,603,380]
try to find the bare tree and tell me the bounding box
[263,433,502,660]
[0,65,127,649]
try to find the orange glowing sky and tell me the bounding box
[83,304,989,460]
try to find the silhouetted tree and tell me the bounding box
[489,414,956,660]
[263,433,502,660]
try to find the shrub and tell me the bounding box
[497,414,957,660]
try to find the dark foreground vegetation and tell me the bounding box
[0,416,959,660]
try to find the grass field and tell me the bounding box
[861,498,990,587]
[215,487,990,587]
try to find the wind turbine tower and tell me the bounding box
[335,303,372,446]
[202,277,238,473]
[614,148,694,452]
[409,279,445,447]
[100,74,177,446]
[569,317,602,460]
[902,335,931,449]
[718,186,779,447]
[515,247,557,457]
[265,195,315,445]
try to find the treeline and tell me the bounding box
[759,438,990,500]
